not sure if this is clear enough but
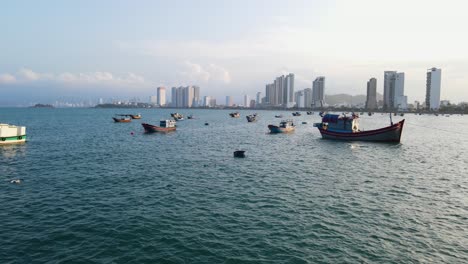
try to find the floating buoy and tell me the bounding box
[205,123,209,126]
[234,150,246,158]
[130,132,134,135]
[10,179,22,184]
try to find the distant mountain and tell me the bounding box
[325,93,383,106]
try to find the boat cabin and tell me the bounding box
[160,120,176,128]
[280,120,295,128]
[321,114,359,132]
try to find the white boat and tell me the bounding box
[0,124,26,144]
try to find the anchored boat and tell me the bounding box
[246,113,258,122]
[229,112,240,118]
[113,115,132,122]
[292,112,301,116]
[142,120,177,133]
[171,113,184,121]
[129,114,141,119]
[314,113,404,142]
[268,120,296,133]
[0,124,26,144]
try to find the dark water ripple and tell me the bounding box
[1,108,468,263]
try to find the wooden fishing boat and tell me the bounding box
[113,115,131,122]
[0,123,26,144]
[268,120,296,133]
[246,113,258,122]
[142,120,176,133]
[129,114,141,119]
[275,114,283,118]
[292,112,301,116]
[171,113,184,121]
[229,112,240,118]
[314,113,404,142]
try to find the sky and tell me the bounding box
[1,0,468,105]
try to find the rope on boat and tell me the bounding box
[405,122,468,136]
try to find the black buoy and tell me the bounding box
[205,122,209,126]
[234,150,246,158]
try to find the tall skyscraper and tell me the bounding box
[256,92,261,107]
[264,73,295,107]
[384,71,406,110]
[157,87,166,106]
[226,96,233,107]
[171,87,177,107]
[192,86,200,106]
[312,77,325,108]
[284,73,295,108]
[243,95,249,107]
[203,96,211,107]
[425,67,442,110]
[294,90,305,108]
[304,88,313,108]
[365,78,377,110]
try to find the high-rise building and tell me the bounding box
[171,87,176,107]
[203,96,211,107]
[264,73,295,107]
[365,78,377,110]
[265,84,275,105]
[226,96,233,107]
[425,67,442,110]
[284,73,295,108]
[294,90,305,108]
[304,88,313,108]
[149,95,157,104]
[243,95,249,107]
[157,87,166,106]
[209,98,216,107]
[384,71,406,110]
[256,92,261,107]
[312,77,325,108]
[192,86,200,106]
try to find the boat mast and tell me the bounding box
[389,113,393,125]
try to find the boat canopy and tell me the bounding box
[322,114,339,123]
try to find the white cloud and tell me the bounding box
[18,68,41,81]
[0,69,146,86]
[179,61,231,84]
[0,73,16,84]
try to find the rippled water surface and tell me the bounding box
[1,108,467,263]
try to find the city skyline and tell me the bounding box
[1,0,468,106]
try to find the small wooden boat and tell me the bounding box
[129,114,141,119]
[268,120,296,133]
[292,112,301,116]
[142,120,176,133]
[171,113,184,121]
[306,111,314,115]
[275,114,283,118]
[113,115,131,122]
[314,113,404,142]
[246,113,258,122]
[0,123,26,144]
[187,115,195,119]
[229,112,240,118]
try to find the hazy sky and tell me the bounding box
[1,0,467,105]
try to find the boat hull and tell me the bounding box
[318,120,404,142]
[0,135,26,144]
[113,117,131,123]
[268,125,295,133]
[142,123,176,133]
